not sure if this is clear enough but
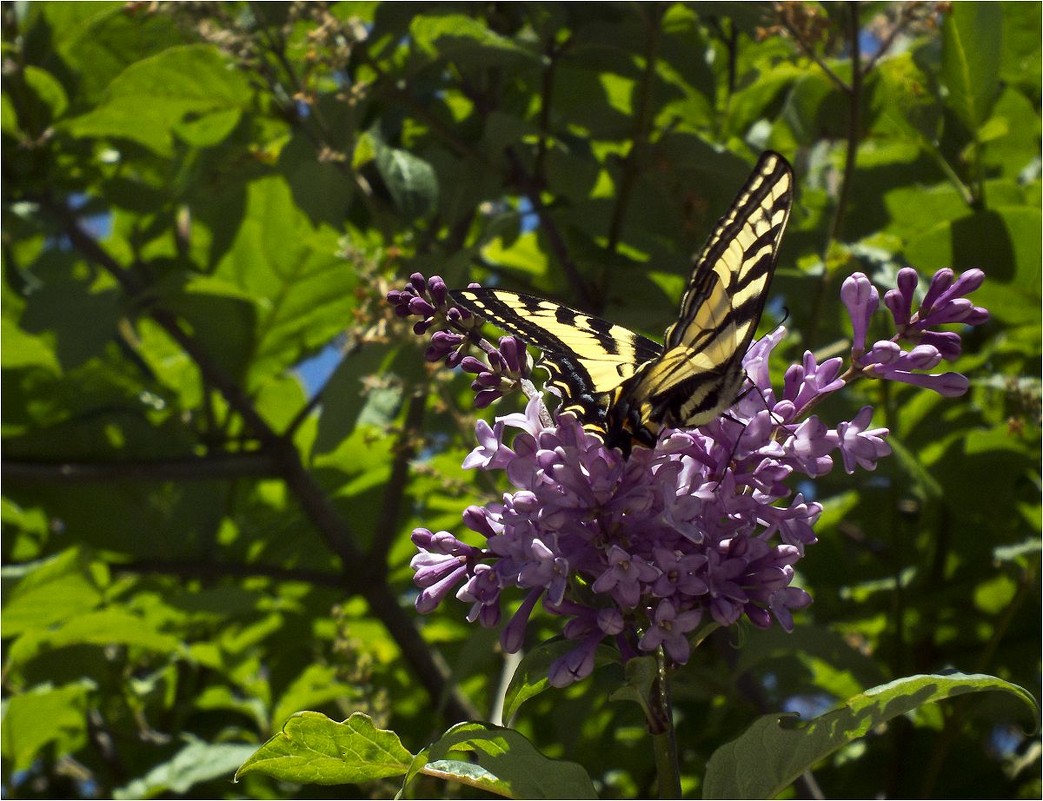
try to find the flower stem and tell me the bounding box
[650,650,682,799]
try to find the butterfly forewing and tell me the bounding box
[619,152,793,436]
[450,289,662,426]
[449,151,793,454]
[666,152,793,352]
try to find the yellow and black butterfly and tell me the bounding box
[451,151,793,456]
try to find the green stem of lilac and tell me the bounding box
[650,651,682,799]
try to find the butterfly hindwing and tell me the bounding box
[450,151,793,454]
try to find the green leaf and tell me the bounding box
[0,317,61,374]
[43,3,186,106]
[173,106,241,148]
[608,654,658,715]
[373,139,439,221]
[905,207,1041,324]
[703,672,1040,799]
[1,680,93,771]
[502,639,619,723]
[60,44,250,156]
[413,722,597,799]
[5,608,185,670]
[980,86,1042,176]
[409,14,538,66]
[998,1,1042,97]
[501,640,569,723]
[1,547,104,636]
[941,4,1002,131]
[480,231,550,281]
[270,664,365,733]
[23,65,69,123]
[235,711,414,785]
[189,175,355,386]
[871,52,940,144]
[114,737,259,799]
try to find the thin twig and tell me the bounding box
[533,34,572,182]
[806,2,863,346]
[779,14,851,94]
[504,147,595,309]
[862,3,921,75]
[832,1,863,243]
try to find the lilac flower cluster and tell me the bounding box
[393,269,988,687]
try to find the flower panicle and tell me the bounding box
[395,267,990,686]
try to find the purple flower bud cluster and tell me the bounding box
[460,337,530,409]
[387,273,473,366]
[394,269,989,687]
[386,273,531,404]
[842,268,989,397]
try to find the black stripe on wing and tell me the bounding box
[450,289,663,426]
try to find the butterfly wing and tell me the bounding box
[608,151,794,443]
[449,289,662,429]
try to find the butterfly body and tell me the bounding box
[452,151,794,456]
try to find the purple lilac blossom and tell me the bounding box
[392,268,989,686]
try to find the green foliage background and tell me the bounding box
[2,2,1039,798]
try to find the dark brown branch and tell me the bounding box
[43,199,478,724]
[53,205,364,562]
[2,453,278,483]
[115,557,346,588]
[605,3,664,257]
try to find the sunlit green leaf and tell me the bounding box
[1,681,93,772]
[414,722,597,799]
[235,712,414,785]
[60,44,250,156]
[115,737,259,799]
[941,3,1002,130]
[1,547,104,636]
[704,672,1039,799]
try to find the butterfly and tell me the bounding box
[451,151,793,456]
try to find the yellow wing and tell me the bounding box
[606,151,793,448]
[452,151,794,455]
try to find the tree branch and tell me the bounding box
[2,453,278,483]
[41,198,478,724]
[116,557,346,588]
[779,11,851,94]
[504,147,595,309]
[605,3,665,259]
